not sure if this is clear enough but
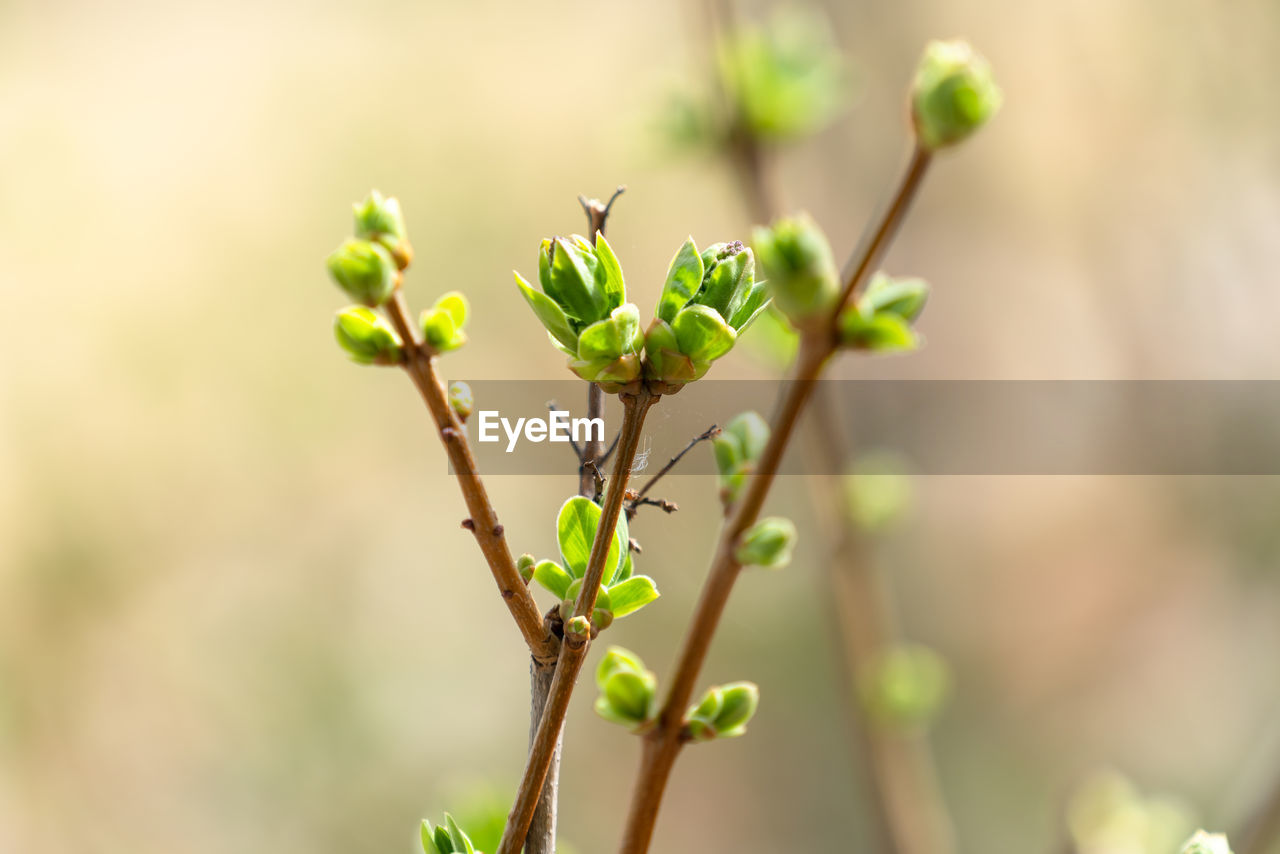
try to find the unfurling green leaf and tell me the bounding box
[556,496,627,583]
[1181,831,1233,854]
[644,238,769,388]
[734,516,796,568]
[448,381,474,421]
[333,306,403,365]
[326,238,397,307]
[421,291,469,353]
[860,644,951,729]
[911,40,1002,151]
[607,575,660,618]
[595,646,657,731]
[532,559,572,600]
[421,813,478,854]
[515,234,641,390]
[686,681,759,741]
[352,189,413,269]
[713,411,770,510]
[752,214,840,326]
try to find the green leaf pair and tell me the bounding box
[712,411,770,510]
[530,497,660,631]
[595,646,658,732]
[859,643,951,729]
[514,234,643,392]
[422,814,480,854]
[333,306,403,365]
[644,238,771,388]
[734,516,796,569]
[353,189,413,269]
[911,40,1003,151]
[838,273,931,353]
[685,681,759,742]
[752,213,840,327]
[420,291,469,353]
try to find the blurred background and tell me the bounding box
[2,0,1280,852]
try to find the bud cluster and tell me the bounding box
[515,235,770,392]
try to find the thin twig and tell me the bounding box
[616,146,933,854]
[384,290,558,663]
[498,390,658,854]
[526,188,628,854]
[626,425,720,519]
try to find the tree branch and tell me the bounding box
[498,389,658,854]
[615,146,933,854]
[522,189,629,854]
[384,290,559,664]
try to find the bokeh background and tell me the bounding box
[3,0,1280,852]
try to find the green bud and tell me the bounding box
[646,238,770,388]
[860,273,930,323]
[1181,831,1232,854]
[353,190,413,269]
[911,40,1002,151]
[752,214,840,325]
[845,452,913,531]
[565,615,591,639]
[559,579,613,632]
[333,306,403,365]
[734,516,796,568]
[686,681,759,741]
[838,274,931,354]
[595,647,658,731]
[860,644,951,729]
[421,291,469,353]
[421,813,477,854]
[326,238,397,307]
[713,411,770,509]
[448,381,474,421]
[516,553,535,583]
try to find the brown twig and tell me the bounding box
[615,145,933,854]
[384,290,558,663]
[498,389,658,854]
[524,189,628,854]
[626,424,720,519]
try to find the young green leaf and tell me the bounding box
[606,575,660,618]
[532,560,573,600]
[656,237,705,324]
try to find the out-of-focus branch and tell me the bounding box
[616,138,934,853]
